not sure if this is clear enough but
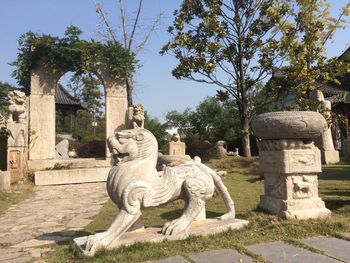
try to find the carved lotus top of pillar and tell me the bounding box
[252,111,327,140]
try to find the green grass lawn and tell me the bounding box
[47,157,350,263]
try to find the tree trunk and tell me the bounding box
[241,118,251,157]
[126,78,133,107]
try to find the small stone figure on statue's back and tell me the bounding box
[168,132,186,156]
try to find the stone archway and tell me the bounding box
[29,65,127,161]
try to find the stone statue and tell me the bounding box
[7,90,26,124]
[213,140,227,159]
[171,132,181,142]
[310,90,339,164]
[131,104,145,129]
[83,128,235,255]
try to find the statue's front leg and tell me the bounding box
[84,209,141,256]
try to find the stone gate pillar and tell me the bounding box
[29,68,56,160]
[104,77,127,158]
[252,111,331,220]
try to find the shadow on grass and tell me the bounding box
[160,209,231,221]
[321,190,350,197]
[320,167,350,181]
[324,199,350,211]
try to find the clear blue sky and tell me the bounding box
[1,1,350,121]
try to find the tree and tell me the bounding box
[144,112,168,153]
[278,0,350,108]
[165,96,240,145]
[161,0,290,156]
[94,0,162,106]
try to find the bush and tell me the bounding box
[186,140,213,161]
[77,140,105,158]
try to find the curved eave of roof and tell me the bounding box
[55,85,83,108]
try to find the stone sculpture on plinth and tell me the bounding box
[75,125,247,256]
[252,111,331,220]
[6,90,28,183]
[168,132,186,156]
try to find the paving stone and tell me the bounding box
[246,241,341,263]
[0,233,34,246]
[303,237,350,262]
[153,256,189,263]
[189,249,254,263]
[0,182,108,262]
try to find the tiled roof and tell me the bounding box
[55,85,82,107]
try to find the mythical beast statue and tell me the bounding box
[84,128,235,255]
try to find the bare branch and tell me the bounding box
[93,0,118,44]
[128,0,143,50]
[118,0,128,48]
[134,12,163,54]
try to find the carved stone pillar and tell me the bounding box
[252,111,331,219]
[6,91,28,182]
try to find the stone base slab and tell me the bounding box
[259,195,331,219]
[34,167,110,186]
[74,218,249,256]
[28,158,111,171]
[321,150,339,164]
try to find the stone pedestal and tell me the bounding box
[259,148,330,220]
[168,141,186,155]
[7,119,28,183]
[252,111,332,220]
[7,147,27,183]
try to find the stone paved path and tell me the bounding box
[0,183,108,263]
[152,237,350,263]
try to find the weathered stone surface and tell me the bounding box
[252,111,330,220]
[29,94,56,160]
[303,237,350,262]
[189,249,254,263]
[0,171,10,191]
[55,139,69,159]
[310,90,340,165]
[27,157,111,171]
[252,111,327,140]
[74,218,249,253]
[168,141,186,156]
[320,150,339,165]
[79,128,238,256]
[213,141,227,159]
[34,167,110,185]
[259,148,322,174]
[157,155,192,170]
[247,241,341,263]
[153,256,189,263]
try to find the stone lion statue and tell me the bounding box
[7,90,26,124]
[84,128,235,255]
[132,104,145,129]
